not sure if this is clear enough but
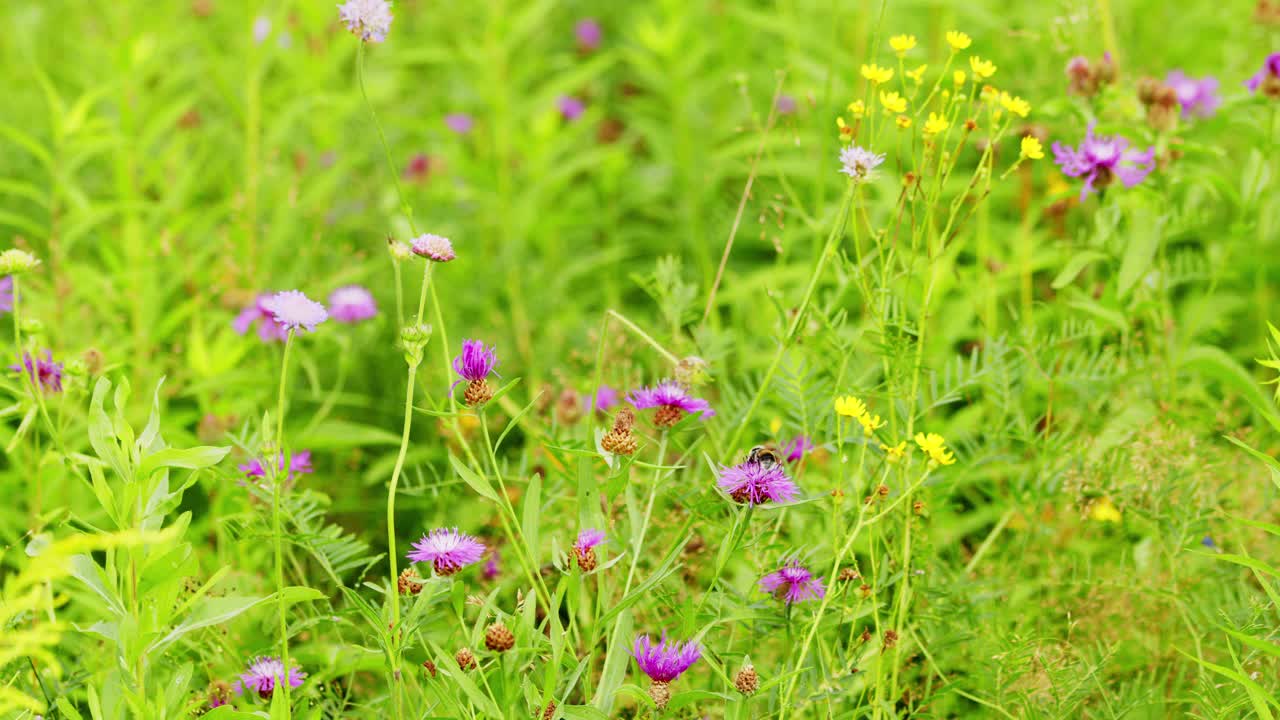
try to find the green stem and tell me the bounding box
[272,330,295,716]
[357,42,417,236]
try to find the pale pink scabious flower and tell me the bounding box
[558,95,586,121]
[582,385,619,414]
[575,19,602,51]
[759,559,825,605]
[0,276,12,313]
[328,285,378,323]
[233,656,305,699]
[839,145,885,182]
[407,528,486,576]
[445,113,474,134]
[261,290,328,333]
[411,233,456,262]
[234,294,290,342]
[337,0,393,43]
[1165,71,1220,118]
[717,461,798,505]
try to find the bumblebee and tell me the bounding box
[747,444,784,469]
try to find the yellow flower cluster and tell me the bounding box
[913,433,956,466]
[834,396,884,437]
[861,63,894,84]
[923,112,949,136]
[889,34,917,55]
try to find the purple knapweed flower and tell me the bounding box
[574,528,606,553]
[239,450,314,481]
[558,95,586,121]
[717,461,798,505]
[1246,52,1280,96]
[784,435,813,463]
[483,549,501,580]
[1165,71,1220,117]
[759,560,826,604]
[453,339,498,383]
[411,233,456,262]
[839,145,885,182]
[407,528,486,576]
[233,656,305,699]
[583,385,619,414]
[575,19,602,50]
[261,290,328,333]
[337,0,393,43]
[11,350,63,393]
[234,294,290,342]
[775,94,798,115]
[1051,122,1155,201]
[0,276,12,314]
[445,113,474,134]
[328,285,378,323]
[627,380,713,428]
[633,633,701,683]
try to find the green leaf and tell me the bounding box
[1051,250,1109,290]
[1117,203,1162,298]
[1183,346,1278,420]
[68,554,125,617]
[450,454,499,503]
[137,445,229,477]
[56,698,86,720]
[592,610,633,712]
[149,595,266,654]
[523,471,542,561]
[560,706,611,720]
[1179,649,1278,718]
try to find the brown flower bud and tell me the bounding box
[464,379,494,406]
[876,484,890,498]
[648,680,672,710]
[883,629,900,650]
[575,546,598,572]
[838,567,861,582]
[484,622,515,652]
[734,665,759,696]
[397,567,423,596]
[456,647,477,670]
[422,660,437,678]
[539,700,557,720]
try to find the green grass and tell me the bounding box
[2,0,1279,718]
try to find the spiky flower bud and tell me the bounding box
[838,567,861,582]
[464,379,493,406]
[388,238,414,261]
[422,660,437,678]
[484,622,515,652]
[734,665,759,696]
[455,647,477,671]
[397,568,423,596]
[539,700,557,720]
[648,680,672,710]
[600,408,638,455]
[882,629,899,650]
[399,323,433,367]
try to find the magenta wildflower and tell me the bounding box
[574,529,606,553]
[558,95,586,121]
[1051,122,1155,201]
[328,285,378,323]
[627,380,713,427]
[233,656,305,699]
[453,339,498,383]
[0,276,12,314]
[775,94,798,115]
[411,233,456,262]
[760,560,826,605]
[783,435,814,463]
[1246,52,1280,96]
[575,18,602,50]
[718,461,798,505]
[337,0,393,43]
[407,528,486,576]
[11,350,63,393]
[583,385,619,414]
[633,633,701,683]
[261,290,328,333]
[1165,71,1220,117]
[239,450,314,481]
[403,153,434,183]
[445,113,474,134]
[234,294,290,342]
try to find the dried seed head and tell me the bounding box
[397,567,424,596]
[648,680,672,710]
[601,427,637,456]
[883,629,900,650]
[464,379,494,406]
[422,660,437,678]
[612,407,635,432]
[734,665,759,696]
[859,583,873,599]
[575,546,598,572]
[540,700,557,720]
[838,567,861,582]
[484,622,515,652]
[456,647,477,670]
[876,484,890,498]
[860,628,873,644]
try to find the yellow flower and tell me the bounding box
[923,112,950,135]
[1047,172,1071,196]
[880,441,908,463]
[906,64,928,83]
[1020,136,1044,160]
[896,114,912,129]
[769,416,783,435]
[847,99,866,118]
[953,71,967,87]
[969,56,996,79]
[889,34,917,55]
[946,31,971,51]
[879,90,907,114]
[980,84,1000,102]
[858,413,886,437]
[836,116,855,142]
[834,396,867,418]
[1089,497,1122,523]
[999,92,1031,117]
[860,63,894,85]
[913,432,956,466]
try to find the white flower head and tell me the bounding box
[838,145,885,182]
[338,0,393,43]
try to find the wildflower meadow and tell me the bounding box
[4,1,1280,718]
